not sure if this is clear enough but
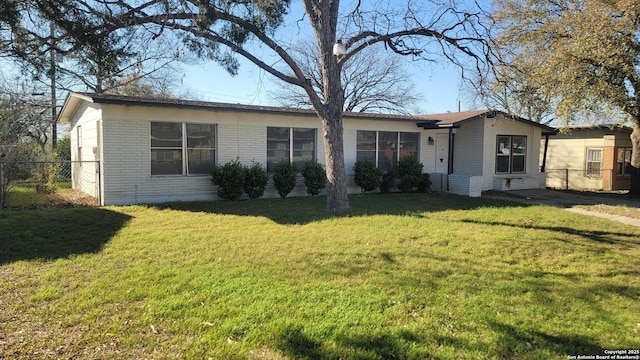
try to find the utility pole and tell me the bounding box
[50,22,57,150]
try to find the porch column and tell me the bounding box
[448,128,455,175]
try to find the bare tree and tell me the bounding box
[0,75,50,157]
[11,0,494,211]
[1,0,196,148]
[269,41,421,114]
[467,59,555,124]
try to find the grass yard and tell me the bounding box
[1,193,639,359]
[4,181,96,209]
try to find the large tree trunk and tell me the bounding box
[630,121,640,197]
[321,104,350,212]
[302,0,350,212]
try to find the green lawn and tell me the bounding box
[1,194,639,359]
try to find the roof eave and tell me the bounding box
[416,122,461,129]
[58,93,96,124]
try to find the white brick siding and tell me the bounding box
[448,174,483,197]
[65,97,549,205]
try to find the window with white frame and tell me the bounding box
[77,125,82,162]
[356,130,419,172]
[585,148,603,178]
[496,135,526,174]
[617,148,632,176]
[267,127,316,172]
[150,122,216,176]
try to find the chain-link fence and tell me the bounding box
[545,168,615,191]
[0,160,100,209]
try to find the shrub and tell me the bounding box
[380,170,396,194]
[54,135,71,161]
[301,160,326,196]
[244,162,269,199]
[417,173,432,193]
[397,155,424,192]
[211,159,245,200]
[273,161,297,198]
[353,159,383,193]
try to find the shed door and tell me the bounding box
[435,133,449,173]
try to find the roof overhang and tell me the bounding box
[416,110,558,134]
[416,121,460,130]
[58,93,96,124]
[58,92,428,124]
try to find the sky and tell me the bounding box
[177,0,484,116]
[0,0,484,116]
[180,56,471,115]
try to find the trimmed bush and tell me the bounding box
[244,162,269,199]
[353,159,383,193]
[301,161,326,196]
[211,159,245,200]
[417,173,432,193]
[397,155,424,192]
[273,161,297,198]
[380,170,397,194]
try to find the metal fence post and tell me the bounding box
[565,168,569,191]
[96,160,101,206]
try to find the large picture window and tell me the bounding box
[356,131,419,172]
[496,135,526,174]
[617,148,632,176]
[151,122,216,176]
[267,127,316,172]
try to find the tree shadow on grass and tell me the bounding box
[458,218,640,248]
[276,325,430,359]
[153,193,528,225]
[487,320,605,358]
[0,207,131,265]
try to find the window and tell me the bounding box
[187,124,216,175]
[617,148,632,176]
[356,131,420,172]
[150,122,216,176]
[585,148,603,178]
[496,135,526,174]
[267,127,316,172]
[77,125,82,162]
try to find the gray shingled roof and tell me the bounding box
[59,93,556,134]
[69,92,426,122]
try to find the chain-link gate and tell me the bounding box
[0,160,100,209]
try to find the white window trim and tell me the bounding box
[356,130,420,169]
[496,135,527,174]
[77,125,82,162]
[150,122,216,176]
[267,126,317,172]
[585,147,603,179]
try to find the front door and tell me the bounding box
[435,133,449,173]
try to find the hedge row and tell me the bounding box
[211,160,327,200]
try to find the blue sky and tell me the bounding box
[0,1,484,116]
[180,56,470,115]
[178,0,483,115]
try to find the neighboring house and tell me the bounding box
[58,93,556,205]
[543,125,633,191]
